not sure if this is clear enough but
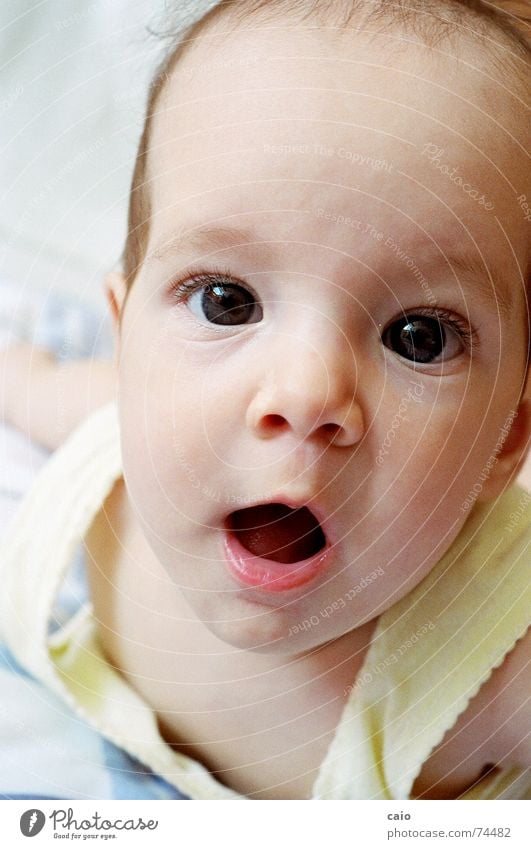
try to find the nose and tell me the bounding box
[245,335,364,447]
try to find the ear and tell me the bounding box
[104,271,128,366]
[477,366,531,502]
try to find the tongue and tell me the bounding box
[229,503,326,564]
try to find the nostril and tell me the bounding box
[262,414,288,430]
[322,423,341,437]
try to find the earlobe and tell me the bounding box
[104,271,128,364]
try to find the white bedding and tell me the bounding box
[0,272,112,537]
[0,0,219,307]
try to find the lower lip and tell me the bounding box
[223,530,333,593]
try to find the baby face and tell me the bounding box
[114,20,529,653]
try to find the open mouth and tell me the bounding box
[227,502,327,563]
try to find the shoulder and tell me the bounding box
[484,628,531,768]
[411,628,530,798]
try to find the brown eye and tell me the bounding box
[171,272,263,327]
[193,282,262,325]
[382,314,463,364]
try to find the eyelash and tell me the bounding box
[168,266,254,302]
[168,267,479,349]
[388,306,479,351]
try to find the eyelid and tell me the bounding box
[167,265,262,330]
[384,306,479,351]
[167,265,260,304]
[167,269,480,353]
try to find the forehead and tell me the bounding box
[145,20,529,304]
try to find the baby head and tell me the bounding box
[105,0,530,654]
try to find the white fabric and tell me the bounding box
[0,0,221,307]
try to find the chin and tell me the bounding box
[201,594,347,655]
[200,604,310,654]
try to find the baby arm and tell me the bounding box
[0,343,116,452]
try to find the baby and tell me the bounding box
[1,0,530,801]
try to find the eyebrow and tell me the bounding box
[437,250,516,320]
[149,224,518,319]
[149,224,261,263]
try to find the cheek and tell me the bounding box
[370,393,484,531]
[117,349,233,537]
